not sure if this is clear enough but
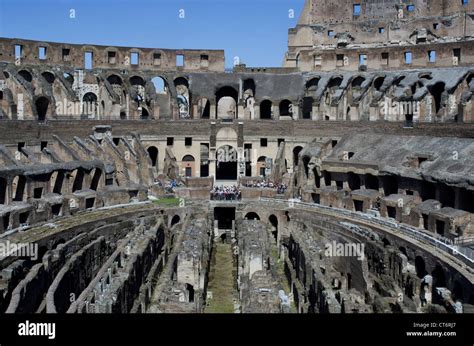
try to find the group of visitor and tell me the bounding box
[242,180,288,194]
[210,185,241,200]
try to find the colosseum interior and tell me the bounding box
[0,0,473,318]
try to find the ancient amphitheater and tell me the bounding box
[0,0,473,315]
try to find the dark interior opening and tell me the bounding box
[269,215,278,242]
[260,100,272,119]
[85,198,95,209]
[244,212,260,221]
[72,170,84,192]
[33,187,43,199]
[35,97,49,122]
[186,283,195,303]
[435,220,445,236]
[214,207,235,229]
[387,206,397,219]
[302,97,313,119]
[52,204,62,216]
[0,177,6,204]
[354,200,364,212]
[53,171,65,194]
[19,212,29,224]
[3,213,10,230]
[312,193,320,204]
[382,176,398,196]
[13,176,26,202]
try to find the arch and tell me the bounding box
[147,146,158,167]
[305,78,320,93]
[171,215,181,227]
[151,76,167,94]
[42,72,55,84]
[351,76,365,88]
[373,76,385,91]
[18,70,32,83]
[175,77,190,119]
[82,92,98,116]
[279,100,292,116]
[216,86,238,119]
[260,100,272,119]
[129,75,145,86]
[245,212,260,220]
[269,214,278,241]
[327,76,343,89]
[63,72,74,85]
[107,74,123,86]
[428,82,445,115]
[35,97,50,122]
[182,155,195,162]
[243,79,256,97]
[293,146,303,167]
[415,256,427,279]
[140,107,149,119]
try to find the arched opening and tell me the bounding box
[302,156,310,177]
[415,256,427,279]
[174,77,190,119]
[327,76,343,89]
[293,146,303,167]
[257,156,267,177]
[260,100,272,119]
[182,155,195,177]
[351,76,365,88]
[305,78,320,94]
[216,86,238,120]
[82,92,98,116]
[42,72,55,84]
[216,145,237,180]
[18,70,32,83]
[373,76,385,91]
[243,79,256,97]
[185,283,195,303]
[35,97,49,122]
[432,264,446,303]
[245,212,260,220]
[171,215,181,227]
[90,168,102,191]
[140,107,149,119]
[151,76,167,93]
[147,146,158,167]
[130,76,145,87]
[269,215,278,242]
[279,100,292,116]
[382,238,391,248]
[63,72,74,85]
[428,82,445,115]
[198,98,210,119]
[107,74,123,86]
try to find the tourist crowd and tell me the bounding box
[242,180,288,194]
[210,185,242,200]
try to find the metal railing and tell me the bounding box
[259,198,474,267]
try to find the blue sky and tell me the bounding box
[0,0,305,68]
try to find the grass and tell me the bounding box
[152,197,181,207]
[205,243,235,313]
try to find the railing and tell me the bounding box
[259,198,474,267]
